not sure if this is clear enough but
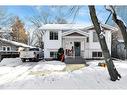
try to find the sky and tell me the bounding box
[2,6,110,30]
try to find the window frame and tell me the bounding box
[50,51,58,58]
[2,46,6,51]
[49,31,58,40]
[7,46,11,51]
[2,46,11,51]
[92,52,102,58]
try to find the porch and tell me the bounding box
[64,56,86,64]
[62,29,89,64]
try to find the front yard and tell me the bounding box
[0,58,127,89]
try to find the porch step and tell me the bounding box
[65,56,86,64]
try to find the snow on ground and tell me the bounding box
[0,58,22,67]
[0,58,127,89]
[32,61,66,71]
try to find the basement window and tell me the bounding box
[50,51,57,58]
[92,52,102,57]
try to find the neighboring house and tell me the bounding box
[114,40,127,60]
[0,38,33,61]
[0,38,33,52]
[107,6,127,59]
[39,24,117,59]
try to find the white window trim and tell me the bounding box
[49,31,58,40]
[50,51,58,58]
[7,46,11,51]
[2,46,6,51]
[2,46,11,51]
[92,51,103,58]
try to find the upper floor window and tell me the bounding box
[50,31,58,40]
[93,32,99,42]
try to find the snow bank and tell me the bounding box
[0,58,22,67]
[32,61,66,71]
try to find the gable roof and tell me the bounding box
[39,24,117,31]
[39,24,86,30]
[0,27,12,33]
[62,29,89,37]
[84,23,118,31]
[0,38,33,48]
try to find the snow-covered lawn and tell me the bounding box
[0,58,127,89]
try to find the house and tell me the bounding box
[39,24,117,59]
[115,40,127,60]
[107,6,127,59]
[0,38,33,61]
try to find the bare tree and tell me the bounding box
[0,7,16,28]
[89,5,121,81]
[0,7,17,40]
[106,6,127,59]
[28,6,73,48]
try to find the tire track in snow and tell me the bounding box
[0,62,37,86]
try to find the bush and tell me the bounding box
[57,48,64,61]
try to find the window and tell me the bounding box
[2,46,6,51]
[92,52,97,57]
[86,37,89,42]
[50,51,57,58]
[2,46,11,51]
[93,32,98,42]
[92,52,102,57]
[7,46,11,51]
[98,52,102,57]
[50,31,58,40]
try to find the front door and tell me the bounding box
[74,42,81,56]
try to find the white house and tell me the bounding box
[39,24,117,59]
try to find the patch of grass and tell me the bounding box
[29,64,86,76]
[63,64,85,72]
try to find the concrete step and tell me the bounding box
[65,56,86,64]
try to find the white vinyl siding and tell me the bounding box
[93,32,99,42]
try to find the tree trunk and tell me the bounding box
[88,6,121,81]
